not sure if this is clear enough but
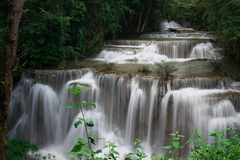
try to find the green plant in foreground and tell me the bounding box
[186,126,240,160]
[6,138,38,160]
[66,82,101,160]
[66,82,240,160]
[103,141,120,160]
[162,131,184,160]
[126,139,148,160]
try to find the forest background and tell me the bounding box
[0,0,239,69]
[0,0,239,159]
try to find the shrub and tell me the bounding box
[102,61,116,70]
[139,64,152,74]
[154,60,177,78]
[7,138,38,160]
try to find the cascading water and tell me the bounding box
[9,69,240,159]
[158,21,182,31]
[8,22,240,159]
[95,21,216,63]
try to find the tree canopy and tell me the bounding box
[0,0,239,68]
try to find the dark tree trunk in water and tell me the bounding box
[0,0,24,159]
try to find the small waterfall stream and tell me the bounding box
[8,21,240,159]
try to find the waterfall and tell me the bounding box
[159,21,182,31]
[95,40,212,63]
[8,21,240,159]
[8,69,240,159]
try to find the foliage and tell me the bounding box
[66,82,102,160]
[102,61,116,71]
[66,85,240,160]
[126,139,148,160]
[103,141,120,160]
[186,126,240,160]
[202,0,240,64]
[161,131,184,160]
[154,60,177,78]
[139,64,152,74]
[13,0,129,68]
[6,138,38,160]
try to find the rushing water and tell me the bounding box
[8,21,240,159]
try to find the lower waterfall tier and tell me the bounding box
[8,69,240,159]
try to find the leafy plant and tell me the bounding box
[6,138,38,160]
[102,61,116,70]
[154,60,177,78]
[126,139,148,160]
[103,141,120,160]
[162,131,184,160]
[66,82,102,160]
[186,126,240,160]
[139,64,151,74]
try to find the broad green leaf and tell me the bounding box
[66,105,78,109]
[74,120,82,128]
[70,144,83,153]
[82,101,96,108]
[172,141,180,148]
[70,88,83,95]
[185,137,194,144]
[209,133,217,137]
[112,151,120,155]
[95,149,102,154]
[88,137,96,145]
[102,145,108,148]
[86,121,94,127]
[197,130,204,135]
[162,146,171,149]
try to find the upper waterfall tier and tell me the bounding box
[91,21,219,63]
[92,39,219,63]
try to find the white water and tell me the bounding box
[8,22,240,159]
[94,40,216,63]
[159,21,182,31]
[93,23,218,63]
[8,70,240,159]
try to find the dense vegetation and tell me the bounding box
[0,0,239,69]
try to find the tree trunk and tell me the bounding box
[140,1,152,33]
[0,0,24,159]
[137,6,144,33]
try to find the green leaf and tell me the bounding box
[162,146,172,149]
[185,137,194,144]
[112,151,120,155]
[66,105,78,109]
[74,120,82,128]
[70,144,83,153]
[95,149,102,154]
[82,101,96,108]
[70,88,83,95]
[88,137,96,145]
[102,145,108,149]
[209,133,217,137]
[172,141,180,148]
[86,121,94,127]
